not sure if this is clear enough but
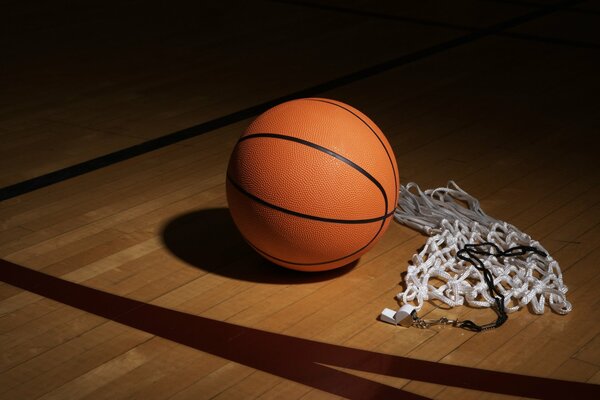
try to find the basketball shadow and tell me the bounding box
[160,207,357,284]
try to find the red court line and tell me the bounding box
[1,259,598,399]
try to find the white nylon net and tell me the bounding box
[392,181,572,316]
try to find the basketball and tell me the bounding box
[226,98,399,271]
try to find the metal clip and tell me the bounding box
[413,316,460,329]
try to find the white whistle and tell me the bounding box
[380,304,416,326]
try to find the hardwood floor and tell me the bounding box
[1,1,599,399]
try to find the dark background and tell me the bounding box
[2,0,599,197]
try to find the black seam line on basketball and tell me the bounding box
[228,168,389,266]
[227,175,394,225]
[303,98,399,202]
[231,132,391,265]
[236,132,388,215]
[245,216,387,266]
[0,0,582,201]
[230,178,388,266]
[305,98,399,207]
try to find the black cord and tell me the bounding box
[455,242,547,332]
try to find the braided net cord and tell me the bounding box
[393,181,572,316]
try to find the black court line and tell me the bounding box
[0,0,584,202]
[273,0,479,31]
[483,0,594,13]
[485,0,599,16]
[483,0,566,8]
[276,0,600,49]
[572,8,600,16]
[1,258,599,399]
[502,31,600,48]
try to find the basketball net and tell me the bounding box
[380,181,572,330]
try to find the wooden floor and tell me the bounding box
[1,0,599,398]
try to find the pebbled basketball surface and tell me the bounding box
[226,98,400,271]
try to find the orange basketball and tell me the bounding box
[226,98,399,271]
